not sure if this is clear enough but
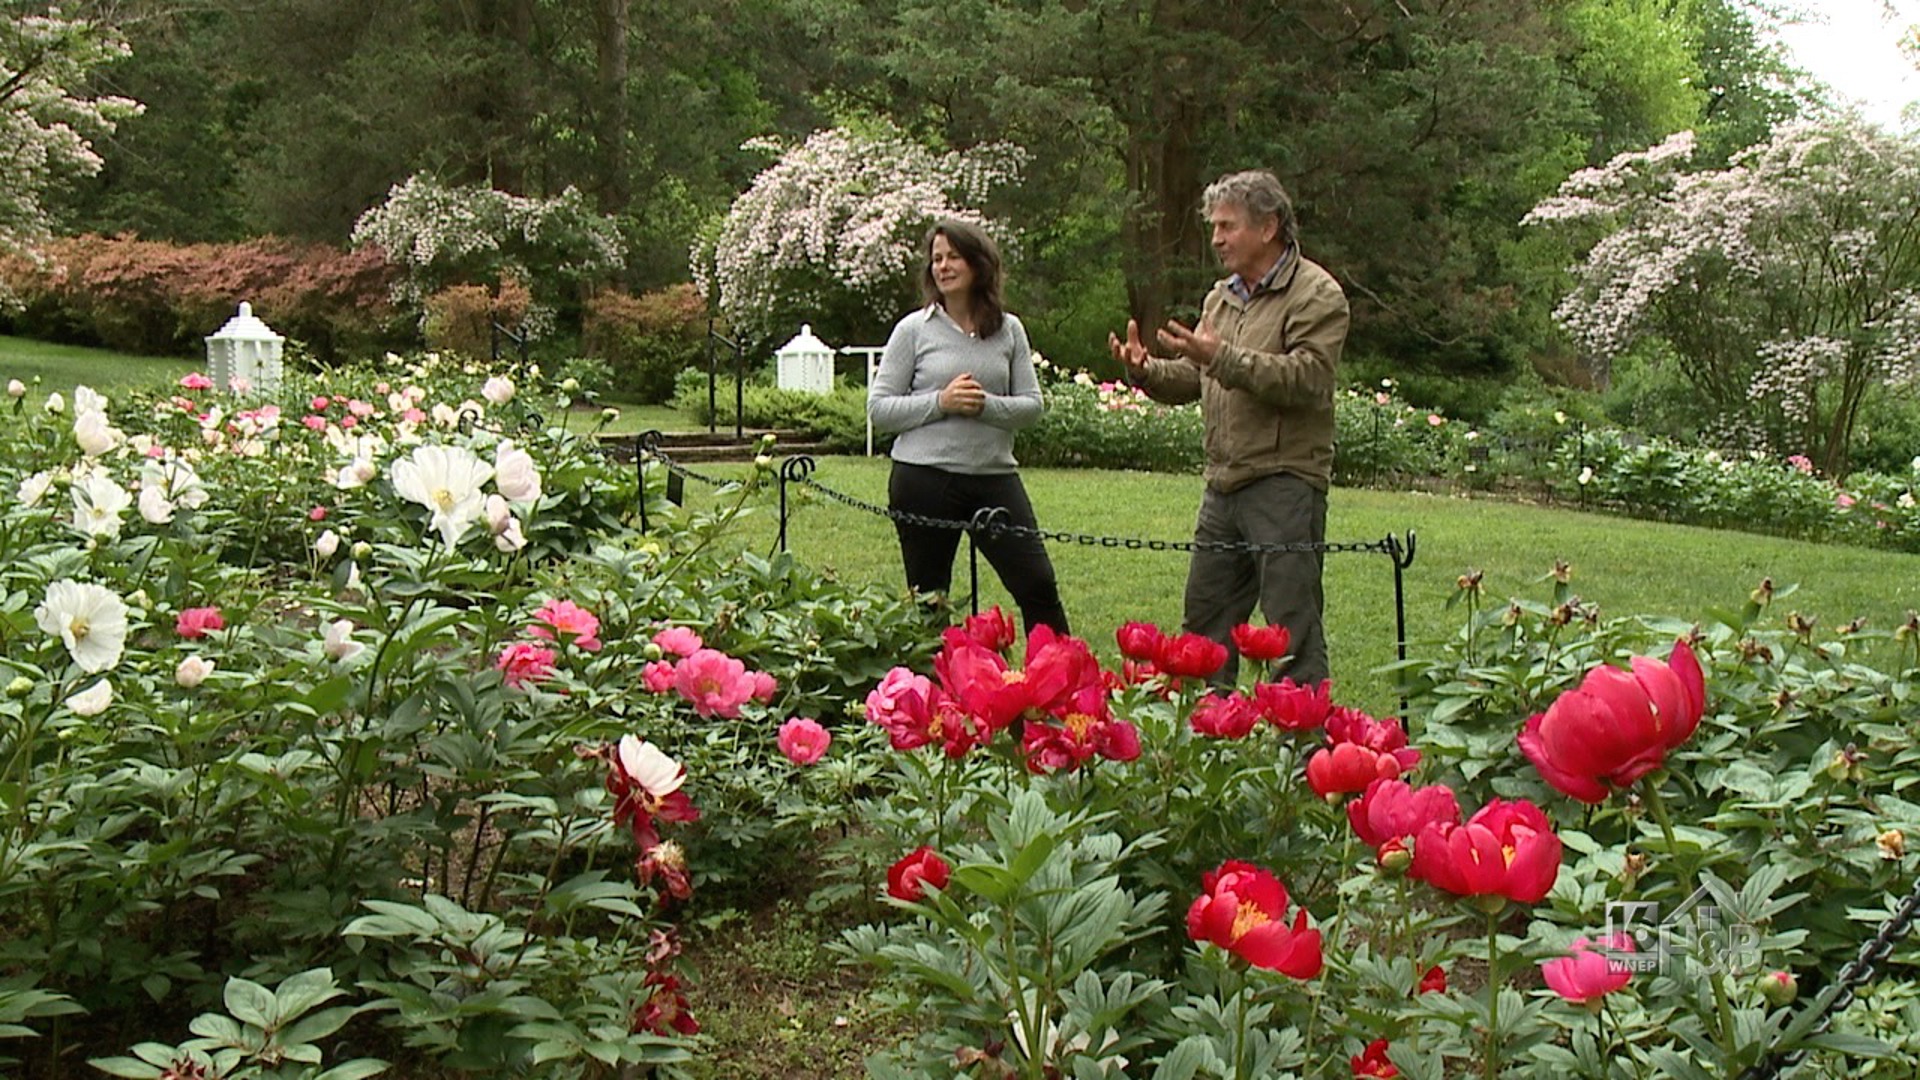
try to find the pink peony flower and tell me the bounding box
[530,599,603,652]
[674,648,755,718]
[652,626,703,657]
[178,372,214,391]
[777,717,831,765]
[1540,933,1636,1004]
[495,641,557,689]
[175,607,225,639]
[642,660,677,693]
[750,670,777,703]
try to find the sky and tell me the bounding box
[1769,0,1920,127]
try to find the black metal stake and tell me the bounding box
[777,456,817,553]
[1387,530,1419,718]
[635,430,660,534]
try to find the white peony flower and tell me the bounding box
[334,457,378,490]
[482,375,515,405]
[46,391,65,414]
[322,619,365,662]
[616,735,685,797]
[6,378,24,398]
[139,458,210,511]
[65,678,113,717]
[389,444,493,547]
[73,385,108,414]
[34,579,129,673]
[314,529,340,559]
[137,487,176,525]
[493,441,542,503]
[484,494,526,553]
[175,655,216,688]
[72,470,132,538]
[17,470,54,507]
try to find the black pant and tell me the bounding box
[888,461,1069,634]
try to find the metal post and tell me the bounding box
[1387,530,1418,718]
[735,337,745,443]
[705,318,719,436]
[777,456,817,553]
[635,430,660,534]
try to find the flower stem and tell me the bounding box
[1485,909,1501,1080]
[1234,964,1250,1080]
[1641,775,1680,863]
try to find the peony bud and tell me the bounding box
[1758,970,1798,1007]
[45,391,65,414]
[643,642,664,661]
[601,407,620,423]
[351,540,373,561]
[175,655,216,688]
[314,529,340,559]
[1377,839,1412,876]
[5,675,32,698]
[560,377,580,393]
[6,379,24,398]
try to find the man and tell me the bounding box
[1109,169,1349,686]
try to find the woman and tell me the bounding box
[866,220,1069,634]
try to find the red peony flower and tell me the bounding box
[1185,860,1323,978]
[1253,677,1333,731]
[1418,965,1448,994]
[1348,778,1461,853]
[1115,620,1164,662]
[1191,692,1263,739]
[1156,632,1228,680]
[1351,1039,1398,1078]
[961,605,1018,652]
[934,633,1028,731]
[175,607,225,639]
[529,598,603,652]
[1409,798,1562,905]
[1307,742,1407,797]
[777,717,831,765]
[495,641,557,689]
[886,846,951,902]
[1231,622,1292,662]
[1540,933,1636,1004]
[1519,638,1707,803]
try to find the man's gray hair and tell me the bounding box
[1202,170,1297,250]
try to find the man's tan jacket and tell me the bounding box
[1138,254,1349,493]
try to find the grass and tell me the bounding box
[678,455,1920,715]
[0,334,198,396]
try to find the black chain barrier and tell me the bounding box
[774,453,1419,685]
[1740,870,1920,1079]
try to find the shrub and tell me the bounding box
[422,275,532,359]
[670,367,871,451]
[0,234,402,359]
[583,285,706,404]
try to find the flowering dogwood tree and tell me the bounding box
[693,124,1026,346]
[351,173,626,331]
[1524,119,1920,474]
[0,12,141,266]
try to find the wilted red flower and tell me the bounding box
[495,641,558,689]
[1156,632,1228,680]
[1191,692,1262,739]
[1519,638,1706,803]
[175,607,225,639]
[1351,1039,1398,1077]
[1347,778,1461,854]
[886,846,951,902]
[1185,860,1323,977]
[1540,933,1636,1004]
[1417,965,1447,994]
[1253,677,1333,731]
[961,605,1018,652]
[1410,798,1562,905]
[637,839,692,902]
[632,971,698,1036]
[1116,620,1164,662]
[1231,622,1292,662]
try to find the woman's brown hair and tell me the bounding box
[919,219,1006,340]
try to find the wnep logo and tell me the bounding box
[1603,885,1764,975]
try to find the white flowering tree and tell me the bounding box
[693,124,1026,347]
[1524,119,1920,475]
[350,173,627,331]
[0,11,141,263]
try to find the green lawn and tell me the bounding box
[682,455,1920,714]
[0,334,198,396]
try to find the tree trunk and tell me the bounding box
[594,0,631,212]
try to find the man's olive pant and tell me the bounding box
[1181,472,1328,687]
